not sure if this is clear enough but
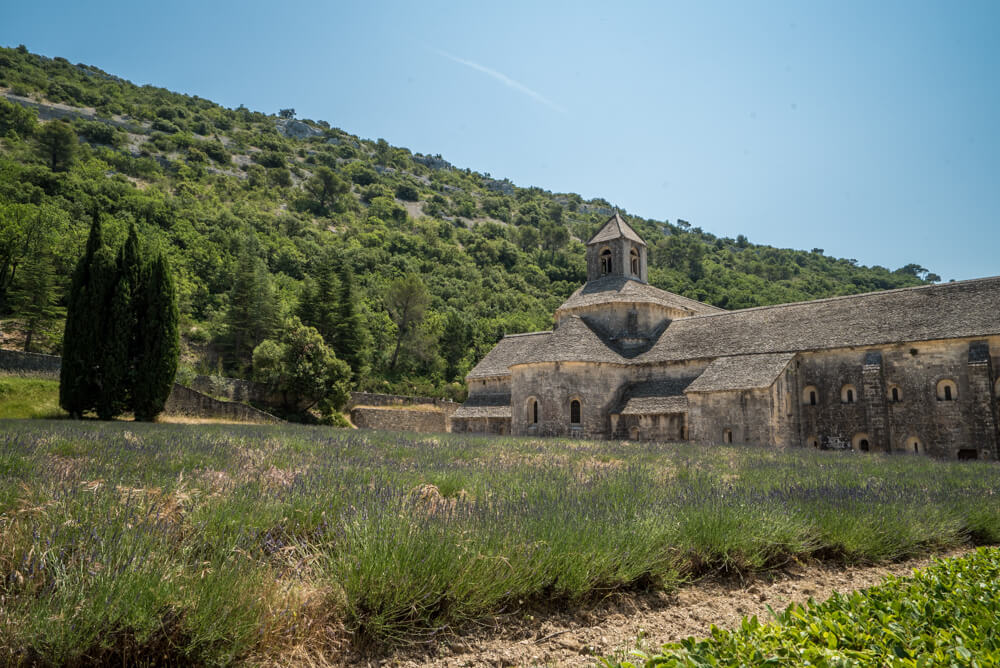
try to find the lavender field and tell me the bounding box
[1,419,998,665]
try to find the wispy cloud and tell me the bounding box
[434,49,566,114]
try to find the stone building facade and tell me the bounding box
[452,213,1000,460]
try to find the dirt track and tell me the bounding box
[365,547,973,667]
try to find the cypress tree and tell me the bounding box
[96,224,140,420]
[133,251,179,421]
[60,211,116,417]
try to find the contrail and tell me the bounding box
[434,49,567,114]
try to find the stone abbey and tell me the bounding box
[452,213,1000,460]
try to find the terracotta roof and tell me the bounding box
[685,353,796,393]
[557,276,724,315]
[466,331,551,379]
[615,377,698,415]
[453,392,512,419]
[644,276,1000,363]
[587,212,646,246]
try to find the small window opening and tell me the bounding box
[570,399,581,424]
[600,249,612,275]
[891,387,900,402]
[908,437,923,454]
[810,391,816,405]
[847,389,854,403]
[859,439,869,452]
[944,385,952,401]
[723,428,733,444]
[630,248,639,275]
[531,399,538,424]
[937,379,958,402]
[841,384,857,404]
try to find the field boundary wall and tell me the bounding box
[0,349,61,378]
[348,392,459,433]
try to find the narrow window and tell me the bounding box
[810,391,816,405]
[724,428,733,443]
[630,248,639,275]
[937,379,958,401]
[859,439,869,452]
[944,385,952,401]
[847,389,854,403]
[891,387,899,402]
[600,249,612,274]
[532,399,538,424]
[570,399,581,424]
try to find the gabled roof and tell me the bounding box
[466,331,551,379]
[587,212,646,246]
[557,275,724,316]
[685,353,796,393]
[643,276,1000,363]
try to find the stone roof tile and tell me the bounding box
[615,377,699,415]
[587,212,646,246]
[466,331,551,379]
[685,353,796,393]
[557,276,724,315]
[644,276,1000,362]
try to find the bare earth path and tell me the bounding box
[359,547,974,668]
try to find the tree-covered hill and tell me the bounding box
[0,45,936,399]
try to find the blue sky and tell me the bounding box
[3,0,998,281]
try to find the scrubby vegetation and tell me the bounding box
[0,421,996,664]
[0,45,938,399]
[611,547,1000,667]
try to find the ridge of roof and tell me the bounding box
[684,275,1000,322]
[502,330,553,338]
[556,276,724,315]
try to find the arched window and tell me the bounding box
[907,436,923,454]
[723,428,733,444]
[841,384,857,404]
[527,397,539,425]
[570,399,581,424]
[600,248,612,275]
[802,385,818,406]
[630,248,639,275]
[852,433,871,452]
[806,436,820,448]
[936,379,958,402]
[888,385,901,402]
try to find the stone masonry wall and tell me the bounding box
[0,349,61,377]
[350,406,449,433]
[163,384,281,423]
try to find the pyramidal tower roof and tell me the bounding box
[586,211,646,246]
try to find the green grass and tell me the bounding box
[0,420,998,665]
[0,375,65,419]
[608,547,1000,667]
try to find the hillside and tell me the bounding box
[0,45,936,399]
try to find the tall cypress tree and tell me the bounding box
[133,250,179,421]
[97,224,140,420]
[60,211,116,417]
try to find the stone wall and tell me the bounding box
[794,337,1000,459]
[350,406,449,433]
[163,384,281,423]
[0,349,61,377]
[688,387,776,446]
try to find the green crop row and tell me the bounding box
[611,547,1000,667]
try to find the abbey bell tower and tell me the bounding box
[585,212,648,283]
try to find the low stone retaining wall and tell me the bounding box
[348,392,459,432]
[163,384,281,423]
[350,406,449,434]
[0,349,61,378]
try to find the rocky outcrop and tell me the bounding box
[275,118,324,139]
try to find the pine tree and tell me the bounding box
[133,251,179,421]
[226,250,278,369]
[8,251,62,353]
[297,262,339,344]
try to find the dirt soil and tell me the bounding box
[354,547,974,668]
